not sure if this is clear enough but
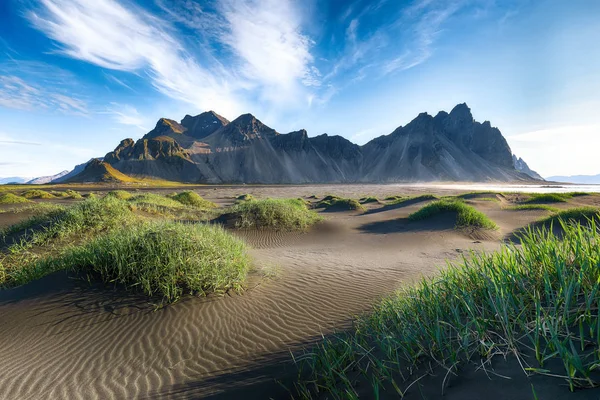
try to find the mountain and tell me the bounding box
[0,177,28,185]
[27,170,70,185]
[546,174,600,184]
[65,158,136,183]
[512,155,543,180]
[52,158,103,183]
[68,104,537,184]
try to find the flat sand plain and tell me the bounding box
[1,184,600,399]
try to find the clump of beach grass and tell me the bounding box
[409,199,497,230]
[1,196,135,249]
[105,190,133,200]
[225,198,322,230]
[317,196,365,211]
[15,221,250,301]
[522,193,571,203]
[359,196,380,204]
[539,206,599,225]
[172,191,216,208]
[388,193,437,205]
[505,204,560,212]
[21,189,55,199]
[236,193,255,202]
[0,193,31,205]
[296,220,600,397]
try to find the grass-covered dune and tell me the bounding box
[539,206,600,226]
[171,191,217,208]
[522,193,571,203]
[27,222,249,301]
[316,195,365,211]
[1,196,134,249]
[409,199,498,230]
[222,198,322,230]
[0,193,31,205]
[296,220,600,398]
[0,196,251,302]
[21,189,55,199]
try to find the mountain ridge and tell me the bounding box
[68,103,540,184]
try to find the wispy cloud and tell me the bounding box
[103,103,148,130]
[0,73,89,115]
[28,0,241,116]
[383,0,466,74]
[28,0,322,116]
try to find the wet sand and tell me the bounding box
[0,186,598,399]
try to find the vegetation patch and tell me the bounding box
[236,193,255,202]
[16,221,250,302]
[359,196,380,204]
[539,206,600,226]
[388,193,437,205]
[522,193,571,203]
[409,199,498,230]
[317,196,365,211]
[296,221,600,397]
[21,189,55,199]
[1,197,135,249]
[172,191,217,208]
[83,193,97,199]
[0,193,31,205]
[505,204,560,212]
[225,198,322,230]
[105,190,133,200]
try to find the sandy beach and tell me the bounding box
[1,185,599,399]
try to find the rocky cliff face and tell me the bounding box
[513,155,543,180]
[91,103,536,184]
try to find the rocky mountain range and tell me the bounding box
[65,103,540,184]
[512,155,543,180]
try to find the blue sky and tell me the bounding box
[0,0,599,178]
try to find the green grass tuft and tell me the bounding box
[539,206,600,225]
[172,191,217,208]
[21,189,55,199]
[226,198,322,230]
[388,194,438,205]
[505,204,560,212]
[317,197,365,211]
[105,190,133,200]
[0,193,31,205]
[409,199,498,230]
[359,196,380,204]
[236,193,255,202]
[19,221,250,302]
[1,197,135,249]
[296,220,600,396]
[522,193,571,203]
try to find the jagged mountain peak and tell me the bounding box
[91,103,535,184]
[180,111,230,140]
[449,102,473,120]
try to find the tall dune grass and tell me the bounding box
[21,221,249,301]
[296,220,600,398]
[409,199,498,230]
[227,198,322,230]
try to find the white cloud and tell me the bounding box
[28,0,321,116]
[508,124,600,177]
[28,0,242,117]
[383,0,464,74]
[0,74,89,115]
[103,103,148,131]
